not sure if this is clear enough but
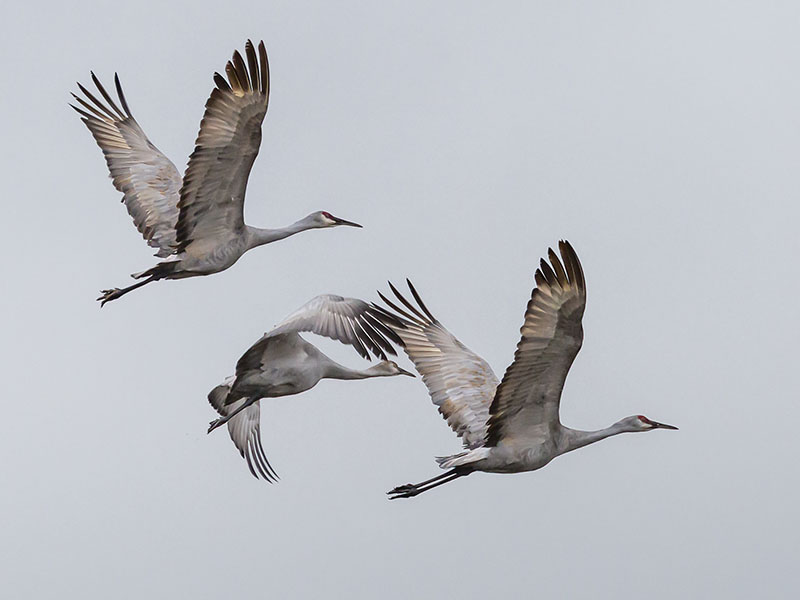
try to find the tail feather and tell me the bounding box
[208,376,236,414]
[435,447,490,469]
[131,259,180,280]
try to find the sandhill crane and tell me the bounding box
[371,241,677,499]
[208,294,414,481]
[71,40,361,306]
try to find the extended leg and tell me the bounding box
[389,470,456,494]
[208,397,257,433]
[387,468,469,500]
[97,276,156,306]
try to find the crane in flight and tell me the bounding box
[207,294,414,481]
[71,40,361,306]
[372,241,677,499]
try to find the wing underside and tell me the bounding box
[372,281,498,449]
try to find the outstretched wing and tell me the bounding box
[176,40,270,251]
[236,295,403,374]
[71,73,181,257]
[485,240,587,447]
[372,281,499,449]
[208,378,278,482]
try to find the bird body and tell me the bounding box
[372,241,677,499]
[72,41,361,305]
[225,333,397,400]
[433,419,654,474]
[208,295,413,481]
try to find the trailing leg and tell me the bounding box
[97,260,180,306]
[208,396,258,433]
[387,468,469,500]
[97,276,156,306]
[389,470,455,493]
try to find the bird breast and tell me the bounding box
[182,234,248,273]
[479,440,559,474]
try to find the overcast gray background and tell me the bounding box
[1,1,798,598]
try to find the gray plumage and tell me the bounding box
[72,40,362,306]
[208,295,413,481]
[373,241,678,499]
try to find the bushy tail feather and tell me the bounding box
[435,447,490,469]
[208,376,236,414]
[131,259,180,280]
[435,452,467,468]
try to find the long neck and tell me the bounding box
[562,421,628,454]
[246,217,317,249]
[322,362,387,381]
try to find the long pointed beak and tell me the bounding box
[397,366,416,377]
[653,421,679,430]
[333,216,362,228]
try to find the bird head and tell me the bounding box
[310,211,362,229]
[374,360,415,377]
[622,415,679,432]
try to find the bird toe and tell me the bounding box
[388,483,416,494]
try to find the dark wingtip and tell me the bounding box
[377,285,424,326]
[213,71,231,92]
[69,103,89,119]
[557,239,584,289]
[406,279,437,322]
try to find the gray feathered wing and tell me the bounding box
[372,282,499,450]
[484,240,586,447]
[176,40,270,251]
[208,378,278,482]
[236,294,402,375]
[71,74,181,257]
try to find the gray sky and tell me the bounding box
[2,1,798,598]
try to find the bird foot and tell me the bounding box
[97,288,123,306]
[387,483,419,499]
[389,483,416,493]
[208,418,226,434]
[387,488,419,500]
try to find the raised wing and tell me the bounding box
[372,281,499,449]
[71,73,181,257]
[485,240,587,447]
[208,378,278,482]
[176,40,270,251]
[236,295,403,374]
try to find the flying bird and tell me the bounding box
[208,294,414,481]
[372,241,677,499]
[71,40,361,306]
